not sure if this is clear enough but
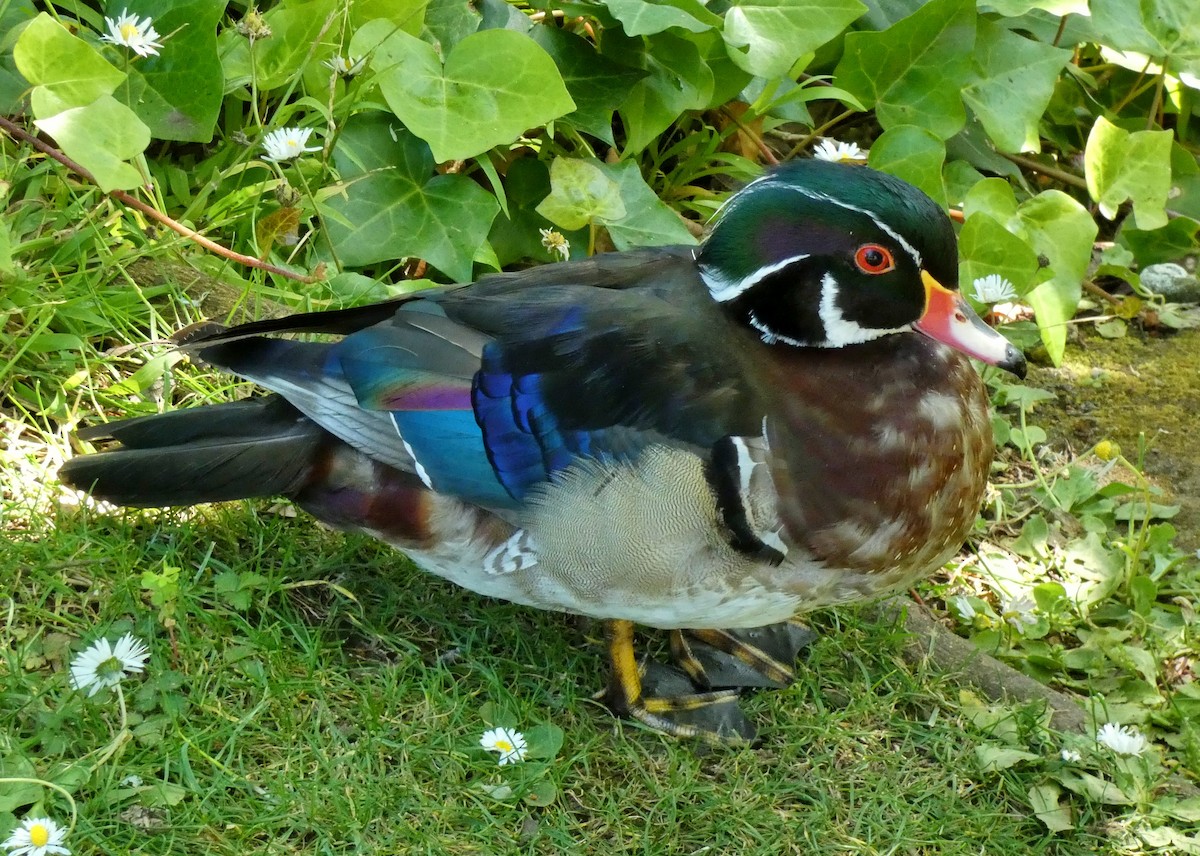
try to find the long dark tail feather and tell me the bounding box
[60,396,326,508]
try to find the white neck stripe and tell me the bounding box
[701,252,810,302]
[748,310,808,347]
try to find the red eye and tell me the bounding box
[854,244,895,274]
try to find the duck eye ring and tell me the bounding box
[854,244,895,274]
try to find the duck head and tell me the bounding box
[698,160,1027,378]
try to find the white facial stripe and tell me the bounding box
[818,272,908,348]
[701,253,810,302]
[791,185,921,267]
[731,180,922,268]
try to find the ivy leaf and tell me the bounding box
[1090,0,1200,75]
[219,0,338,91]
[350,0,427,32]
[535,158,697,248]
[106,0,225,142]
[1084,117,1173,230]
[601,160,698,249]
[420,0,481,49]
[722,0,866,79]
[961,19,1071,154]
[958,212,1040,302]
[488,158,587,266]
[964,180,1096,364]
[600,0,720,37]
[835,0,974,139]
[975,744,1039,772]
[37,97,150,191]
[609,30,713,155]
[322,115,499,281]
[1028,784,1074,833]
[1119,217,1200,266]
[867,125,946,206]
[14,13,124,108]
[530,26,646,145]
[370,26,574,162]
[1019,191,1097,365]
[536,158,627,231]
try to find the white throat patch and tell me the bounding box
[818,272,909,347]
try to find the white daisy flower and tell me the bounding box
[950,595,976,622]
[1060,748,1081,762]
[971,274,1017,304]
[100,9,164,58]
[812,138,867,164]
[480,727,528,765]
[539,228,570,262]
[1096,722,1148,757]
[323,55,366,76]
[1,816,70,856]
[1000,594,1037,632]
[70,632,150,697]
[262,127,321,163]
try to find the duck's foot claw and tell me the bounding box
[636,661,755,742]
[671,622,817,691]
[601,619,755,743]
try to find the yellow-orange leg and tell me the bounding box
[602,619,751,742]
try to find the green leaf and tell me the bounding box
[961,19,1071,154]
[534,157,696,248]
[1018,191,1097,365]
[530,26,646,145]
[867,125,946,206]
[36,96,151,191]
[600,0,720,37]
[1090,0,1200,72]
[1028,784,1074,833]
[371,26,574,162]
[975,743,1038,772]
[609,30,714,155]
[963,180,1096,364]
[600,160,699,249]
[0,754,40,813]
[523,724,565,760]
[958,213,1040,304]
[523,779,558,805]
[219,0,338,92]
[834,0,974,139]
[13,13,124,109]
[111,0,226,142]
[1056,770,1135,806]
[722,0,866,79]
[1119,217,1200,266]
[1084,117,1173,230]
[536,158,626,231]
[322,115,499,281]
[350,0,428,32]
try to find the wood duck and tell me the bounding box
[61,160,1026,741]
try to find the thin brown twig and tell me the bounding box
[717,106,779,166]
[0,115,326,284]
[1000,151,1089,191]
[1083,279,1124,306]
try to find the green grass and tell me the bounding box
[3,140,1197,856]
[0,487,1113,855]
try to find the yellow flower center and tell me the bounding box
[120,23,139,40]
[30,823,50,847]
[495,740,513,752]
